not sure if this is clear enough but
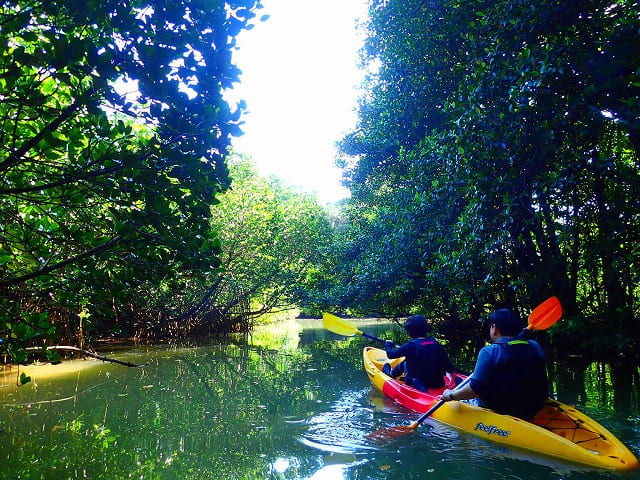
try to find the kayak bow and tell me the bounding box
[364,346,639,471]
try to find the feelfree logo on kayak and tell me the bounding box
[474,422,511,437]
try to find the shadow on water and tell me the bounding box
[0,317,638,480]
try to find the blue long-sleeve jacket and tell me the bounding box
[386,337,455,389]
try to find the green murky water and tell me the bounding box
[1,318,639,479]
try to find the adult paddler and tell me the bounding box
[442,308,549,420]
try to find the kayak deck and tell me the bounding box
[364,346,639,471]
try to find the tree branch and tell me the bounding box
[26,345,142,367]
[0,87,96,173]
[0,235,122,287]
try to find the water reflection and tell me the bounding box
[301,388,377,454]
[0,318,638,480]
[307,464,346,479]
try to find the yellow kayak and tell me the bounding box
[364,346,639,471]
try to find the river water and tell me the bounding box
[1,318,639,480]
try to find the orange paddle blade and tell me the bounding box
[366,422,419,443]
[526,296,562,331]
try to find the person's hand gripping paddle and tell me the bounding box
[368,297,563,441]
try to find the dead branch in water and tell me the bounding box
[26,346,142,367]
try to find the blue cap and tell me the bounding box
[405,315,430,337]
[489,309,522,336]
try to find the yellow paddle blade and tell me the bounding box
[526,296,563,331]
[322,312,363,337]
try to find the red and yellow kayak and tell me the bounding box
[364,346,639,471]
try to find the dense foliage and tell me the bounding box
[0,0,263,362]
[141,157,334,337]
[3,0,639,366]
[328,0,640,360]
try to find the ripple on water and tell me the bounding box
[390,418,598,475]
[349,396,599,476]
[297,386,603,478]
[299,388,379,454]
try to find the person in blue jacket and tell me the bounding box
[441,308,549,420]
[383,314,456,392]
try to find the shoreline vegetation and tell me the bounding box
[2,0,640,381]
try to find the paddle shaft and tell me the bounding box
[323,312,471,374]
[362,332,385,344]
[410,376,472,428]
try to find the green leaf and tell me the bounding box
[19,372,31,385]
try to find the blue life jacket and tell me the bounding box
[477,339,548,419]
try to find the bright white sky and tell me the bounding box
[228,0,369,205]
